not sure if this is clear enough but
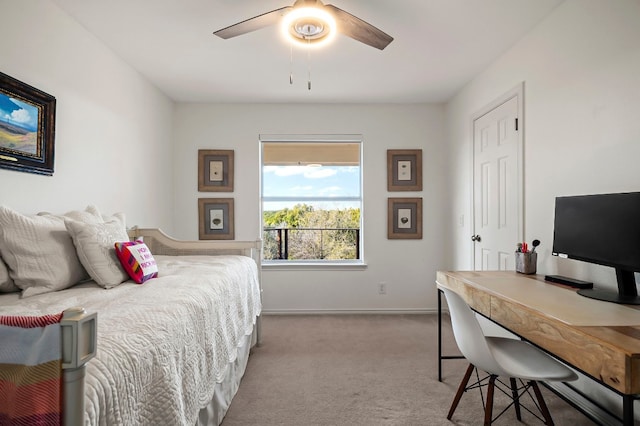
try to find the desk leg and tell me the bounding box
[438,288,465,382]
[623,395,634,426]
[438,288,443,382]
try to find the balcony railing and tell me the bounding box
[263,227,360,260]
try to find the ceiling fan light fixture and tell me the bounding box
[281,7,336,48]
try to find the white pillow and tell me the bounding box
[0,256,19,293]
[0,206,89,297]
[39,204,104,224]
[65,214,130,288]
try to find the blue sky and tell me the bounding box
[0,94,38,132]
[263,165,360,210]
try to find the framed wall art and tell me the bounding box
[388,197,423,239]
[0,71,56,176]
[387,149,422,191]
[198,198,234,240]
[198,149,234,192]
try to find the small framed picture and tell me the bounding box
[0,71,56,176]
[388,197,422,239]
[198,149,234,192]
[387,149,422,191]
[198,198,234,240]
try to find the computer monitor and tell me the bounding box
[552,192,640,304]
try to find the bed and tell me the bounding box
[0,206,262,426]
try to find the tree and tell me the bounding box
[263,204,313,228]
[263,205,360,260]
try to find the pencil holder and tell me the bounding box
[515,251,537,274]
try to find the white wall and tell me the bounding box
[444,0,640,418]
[0,1,174,230]
[173,103,447,312]
[445,0,640,283]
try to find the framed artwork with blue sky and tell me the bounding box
[0,71,56,176]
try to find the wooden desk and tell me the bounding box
[436,270,640,425]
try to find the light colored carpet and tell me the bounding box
[222,314,596,425]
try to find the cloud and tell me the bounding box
[264,166,306,177]
[10,108,31,124]
[318,186,345,196]
[339,166,360,173]
[290,185,314,192]
[304,168,336,179]
[8,98,38,130]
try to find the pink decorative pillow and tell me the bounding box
[114,240,158,284]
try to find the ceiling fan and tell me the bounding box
[213,0,394,50]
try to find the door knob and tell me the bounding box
[471,234,482,242]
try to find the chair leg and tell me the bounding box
[484,375,497,426]
[447,363,475,420]
[510,377,522,421]
[530,381,554,426]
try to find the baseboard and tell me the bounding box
[261,308,437,315]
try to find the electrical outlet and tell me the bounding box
[378,282,387,295]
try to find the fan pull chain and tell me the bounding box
[307,38,311,90]
[287,39,313,90]
[289,43,294,84]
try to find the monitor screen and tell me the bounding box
[552,192,640,304]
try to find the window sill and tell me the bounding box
[262,261,368,271]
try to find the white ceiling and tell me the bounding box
[51,0,563,104]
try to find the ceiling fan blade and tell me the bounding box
[213,6,292,39]
[325,5,393,50]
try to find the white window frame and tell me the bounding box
[259,134,365,268]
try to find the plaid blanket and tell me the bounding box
[0,312,63,426]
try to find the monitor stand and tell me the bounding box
[577,269,640,305]
[577,288,640,305]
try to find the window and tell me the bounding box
[260,135,363,264]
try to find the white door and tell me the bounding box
[473,94,522,271]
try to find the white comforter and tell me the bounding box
[0,255,261,426]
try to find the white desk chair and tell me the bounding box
[440,287,578,425]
